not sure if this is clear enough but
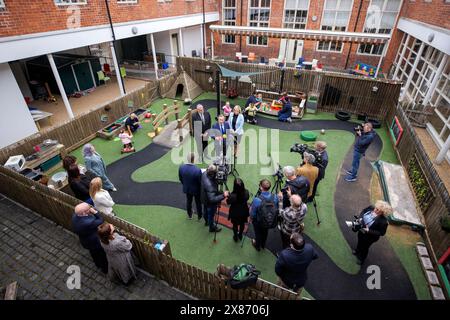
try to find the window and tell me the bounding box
[54,0,87,5]
[358,0,401,56]
[0,0,5,9]
[317,40,343,52]
[283,0,309,30]
[223,0,237,44]
[247,0,270,46]
[117,0,138,3]
[318,0,352,51]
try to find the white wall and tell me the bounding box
[9,61,33,101]
[152,31,174,65]
[0,63,38,149]
[182,26,202,58]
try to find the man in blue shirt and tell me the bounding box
[345,122,376,182]
[250,179,278,251]
[179,152,203,220]
[275,232,318,293]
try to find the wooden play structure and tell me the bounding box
[96,108,148,140]
[163,70,203,101]
[150,101,192,147]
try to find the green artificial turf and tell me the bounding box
[67,92,428,299]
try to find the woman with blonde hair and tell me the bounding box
[228,105,245,156]
[90,177,115,216]
[97,222,137,285]
[353,200,392,265]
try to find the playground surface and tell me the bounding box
[68,92,431,300]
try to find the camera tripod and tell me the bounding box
[213,181,229,244]
[272,176,284,194]
[229,151,239,178]
[308,196,321,225]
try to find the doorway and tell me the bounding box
[279,39,304,65]
[176,83,184,99]
[72,61,95,91]
[171,33,180,57]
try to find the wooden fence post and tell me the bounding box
[163,104,169,126]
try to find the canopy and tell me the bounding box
[217,64,268,78]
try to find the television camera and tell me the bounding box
[290,143,324,168]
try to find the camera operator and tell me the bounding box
[281,166,309,209]
[345,122,376,182]
[310,141,328,199]
[295,152,319,202]
[353,200,392,265]
[201,164,229,233]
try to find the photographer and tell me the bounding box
[295,152,319,201]
[314,141,328,181]
[345,122,376,182]
[352,200,392,265]
[281,166,310,209]
[277,190,307,249]
[201,164,229,233]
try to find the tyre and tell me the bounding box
[367,118,381,128]
[335,111,351,121]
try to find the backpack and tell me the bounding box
[228,264,261,289]
[256,194,279,229]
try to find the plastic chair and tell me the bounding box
[120,66,126,78]
[248,52,256,63]
[103,63,112,76]
[97,71,111,85]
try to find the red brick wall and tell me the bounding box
[0,0,219,37]
[214,0,391,70]
[401,0,450,30]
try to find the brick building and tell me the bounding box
[0,0,219,148]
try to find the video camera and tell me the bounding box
[213,157,230,185]
[345,216,363,232]
[290,143,323,168]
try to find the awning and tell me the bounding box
[210,25,390,44]
[217,65,268,78]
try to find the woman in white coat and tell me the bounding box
[89,177,115,216]
[228,105,245,156]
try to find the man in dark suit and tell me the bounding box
[178,152,203,220]
[211,114,231,158]
[72,202,108,273]
[275,233,318,294]
[191,104,211,161]
[353,200,391,265]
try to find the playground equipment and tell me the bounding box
[96,108,148,140]
[150,101,193,148]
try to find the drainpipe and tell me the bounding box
[202,0,206,58]
[105,0,126,95]
[344,0,364,70]
[239,0,243,53]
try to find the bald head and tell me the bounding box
[75,202,91,216]
[290,194,302,208]
[196,104,204,113]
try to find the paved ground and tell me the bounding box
[0,194,191,300]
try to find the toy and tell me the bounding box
[321,129,325,134]
[121,146,135,154]
[145,112,152,119]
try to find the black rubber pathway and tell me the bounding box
[106,100,416,300]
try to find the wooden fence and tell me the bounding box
[0,165,300,300]
[386,104,450,260]
[177,57,402,121]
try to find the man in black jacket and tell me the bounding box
[201,164,229,232]
[192,104,212,161]
[281,166,310,208]
[346,122,376,182]
[353,200,392,265]
[275,232,318,294]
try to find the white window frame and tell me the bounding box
[54,0,87,5]
[222,0,237,44]
[283,0,310,30]
[357,0,402,56]
[316,40,344,53]
[320,0,354,32]
[117,0,138,4]
[247,0,271,47]
[0,0,5,9]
